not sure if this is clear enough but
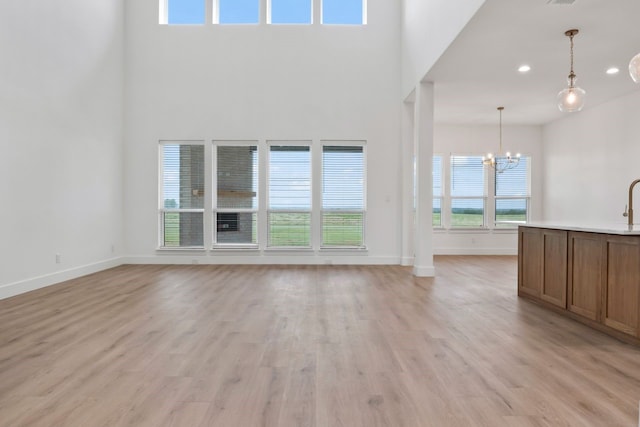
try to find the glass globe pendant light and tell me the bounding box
[557,29,586,112]
[629,52,640,83]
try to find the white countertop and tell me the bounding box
[520,221,640,235]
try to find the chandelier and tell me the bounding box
[482,107,520,173]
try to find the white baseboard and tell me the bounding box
[400,256,414,266]
[412,265,436,277]
[125,254,401,265]
[0,257,124,301]
[434,248,517,256]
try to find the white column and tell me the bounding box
[401,94,415,266]
[413,82,435,277]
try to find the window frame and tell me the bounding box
[492,156,531,228]
[214,0,260,24]
[158,141,206,249]
[212,141,260,248]
[159,0,206,25]
[449,154,487,229]
[432,154,443,228]
[320,141,367,249]
[435,154,531,231]
[266,141,313,249]
[321,0,367,25]
[267,0,313,25]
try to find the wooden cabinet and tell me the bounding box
[567,232,604,321]
[518,227,543,298]
[518,227,567,308]
[519,226,640,343]
[603,235,640,336]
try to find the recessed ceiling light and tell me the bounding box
[518,65,531,73]
[606,67,620,75]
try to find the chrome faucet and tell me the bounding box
[623,179,640,226]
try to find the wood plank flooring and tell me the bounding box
[1,256,640,426]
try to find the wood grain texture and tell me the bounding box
[518,228,543,298]
[541,229,567,308]
[568,232,604,321]
[1,258,640,426]
[604,236,640,336]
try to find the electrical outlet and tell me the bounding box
[55,254,61,264]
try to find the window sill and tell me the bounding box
[156,247,207,252]
[212,244,259,251]
[264,247,314,253]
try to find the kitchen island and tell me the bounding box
[518,222,640,344]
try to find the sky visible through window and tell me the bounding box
[166,0,364,25]
[323,0,363,24]
[270,0,312,24]
[168,0,205,24]
[219,0,259,24]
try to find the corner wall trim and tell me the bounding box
[0,257,124,301]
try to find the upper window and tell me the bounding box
[322,0,365,25]
[450,155,485,228]
[159,143,205,247]
[269,0,312,24]
[162,0,205,24]
[217,0,259,24]
[494,157,530,226]
[322,145,365,247]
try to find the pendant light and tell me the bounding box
[557,29,586,112]
[482,107,520,173]
[629,53,640,83]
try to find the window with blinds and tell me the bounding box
[433,155,442,227]
[215,144,258,245]
[322,145,365,247]
[495,156,530,226]
[450,155,486,228]
[160,143,205,247]
[268,145,311,247]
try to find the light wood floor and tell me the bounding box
[1,257,639,426]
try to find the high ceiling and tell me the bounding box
[426,0,640,125]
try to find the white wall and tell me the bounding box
[543,91,640,223]
[0,1,125,298]
[401,0,484,98]
[123,0,402,264]
[433,124,543,254]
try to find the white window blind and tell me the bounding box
[160,143,205,247]
[433,155,442,227]
[215,145,258,245]
[495,156,530,225]
[450,155,485,227]
[268,145,311,247]
[322,145,364,247]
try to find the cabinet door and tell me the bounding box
[603,236,640,336]
[567,232,604,321]
[519,227,543,298]
[540,229,567,308]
